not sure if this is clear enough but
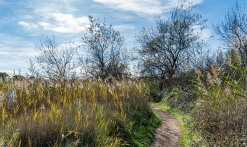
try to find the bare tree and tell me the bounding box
[35,36,79,83]
[214,2,247,67]
[216,50,225,66]
[190,42,225,74]
[136,6,206,89]
[81,16,128,79]
[189,42,209,73]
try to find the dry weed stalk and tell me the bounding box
[195,67,202,80]
[194,61,247,146]
[0,77,151,146]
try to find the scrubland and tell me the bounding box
[0,77,160,146]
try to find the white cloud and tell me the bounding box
[19,51,39,58]
[18,21,38,30]
[0,47,37,58]
[18,13,89,34]
[18,21,29,27]
[0,33,36,58]
[113,24,135,31]
[93,0,204,15]
[38,22,50,28]
[26,0,72,13]
[94,0,163,15]
[24,15,33,19]
[38,13,88,33]
[201,29,211,40]
[192,25,211,40]
[60,41,82,49]
[0,51,8,55]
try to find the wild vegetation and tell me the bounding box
[193,62,247,146]
[0,14,161,147]
[2,1,247,147]
[143,2,247,147]
[0,76,160,146]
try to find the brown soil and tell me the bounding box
[149,106,182,147]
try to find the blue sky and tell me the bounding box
[0,0,246,75]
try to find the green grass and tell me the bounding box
[130,111,161,146]
[151,101,201,147]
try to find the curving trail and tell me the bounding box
[150,106,182,147]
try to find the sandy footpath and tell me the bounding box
[149,106,182,147]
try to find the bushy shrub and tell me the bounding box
[163,86,198,112]
[193,65,247,146]
[149,91,163,102]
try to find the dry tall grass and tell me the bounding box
[193,64,247,146]
[0,77,154,146]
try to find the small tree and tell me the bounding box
[35,36,79,83]
[81,16,128,80]
[136,5,206,89]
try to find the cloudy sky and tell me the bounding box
[0,0,246,75]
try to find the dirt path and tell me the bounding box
[149,106,182,147]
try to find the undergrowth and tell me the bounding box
[193,64,247,146]
[0,77,159,146]
[150,62,247,146]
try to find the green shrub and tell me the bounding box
[163,86,198,112]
